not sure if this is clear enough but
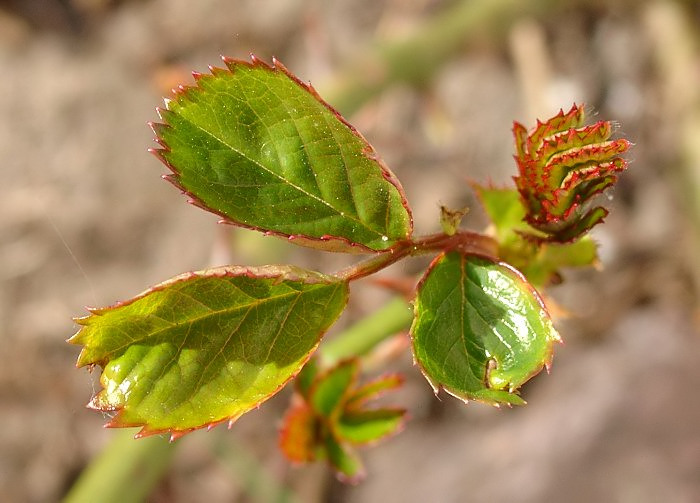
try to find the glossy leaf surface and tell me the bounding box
[411,252,560,405]
[70,266,348,437]
[152,56,412,252]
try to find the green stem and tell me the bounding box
[324,0,564,115]
[319,296,413,366]
[324,0,666,115]
[63,429,175,503]
[210,433,302,503]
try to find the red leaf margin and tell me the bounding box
[512,103,630,243]
[279,399,318,463]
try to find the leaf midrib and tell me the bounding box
[173,104,385,241]
[103,282,336,358]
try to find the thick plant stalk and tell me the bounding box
[320,296,412,365]
[63,429,175,503]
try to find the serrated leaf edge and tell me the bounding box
[68,264,349,440]
[149,54,413,255]
[409,251,560,407]
[512,104,630,243]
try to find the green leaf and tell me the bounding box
[335,409,406,445]
[310,359,358,417]
[411,252,560,406]
[152,56,412,253]
[69,265,348,438]
[279,357,405,476]
[473,185,532,243]
[324,433,365,483]
[295,357,320,399]
[345,373,404,409]
[520,236,599,287]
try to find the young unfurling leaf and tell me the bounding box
[279,359,406,483]
[513,104,630,242]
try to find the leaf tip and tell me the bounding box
[208,64,228,77]
[147,147,163,160]
[86,305,108,316]
[148,120,170,138]
[168,430,189,442]
[72,312,91,325]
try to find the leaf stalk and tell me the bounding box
[334,230,498,282]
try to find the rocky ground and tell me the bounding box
[1,0,699,501]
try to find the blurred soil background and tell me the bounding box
[1,0,700,501]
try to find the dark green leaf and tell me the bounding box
[411,252,560,406]
[69,265,348,438]
[152,56,412,252]
[336,409,406,445]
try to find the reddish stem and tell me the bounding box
[334,230,498,282]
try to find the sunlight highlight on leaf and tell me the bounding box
[69,265,348,438]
